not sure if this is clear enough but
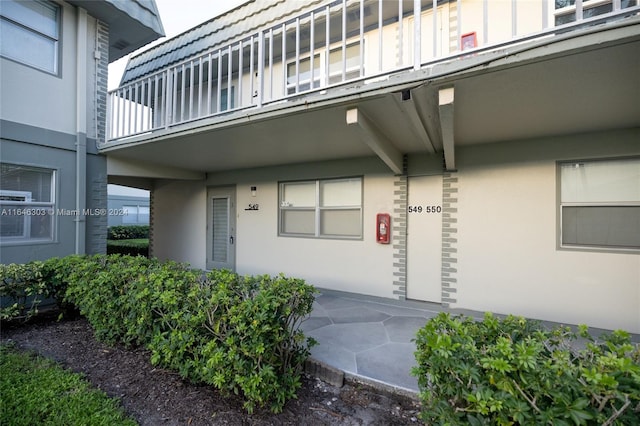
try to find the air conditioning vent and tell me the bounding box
[113,39,130,50]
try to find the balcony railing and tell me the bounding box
[107,0,639,142]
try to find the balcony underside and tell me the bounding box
[103,20,640,179]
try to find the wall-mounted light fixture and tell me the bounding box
[251,186,257,197]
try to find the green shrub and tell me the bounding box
[0,262,47,320]
[412,312,640,425]
[62,255,317,413]
[0,344,136,425]
[107,238,149,257]
[64,255,196,346]
[148,269,317,413]
[0,256,88,321]
[108,225,149,240]
[41,255,86,316]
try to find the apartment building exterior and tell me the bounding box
[107,194,150,226]
[0,0,163,264]
[106,0,639,332]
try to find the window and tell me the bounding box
[220,87,235,112]
[122,205,150,224]
[286,42,362,95]
[287,54,321,94]
[560,158,640,251]
[554,0,637,26]
[0,163,55,243]
[279,177,362,239]
[0,0,60,73]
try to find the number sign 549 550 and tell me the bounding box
[408,205,442,214]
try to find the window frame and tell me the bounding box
[279,177,363,240]
[0,0,61,75]
[0,163,57,245]
[553,0,634,26]
[220,86,235,112]
[558,157,640,253]
[122,204,150,225]
[286,40,362,95]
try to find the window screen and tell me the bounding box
[0,163,55,242]
[211,197,229,262]
[0,0,59,73]
[279,177,362,239]
[560,158,640,250]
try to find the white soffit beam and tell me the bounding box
[393,91,437,154]
[439,87,456,171]
[347,107,403,175]
[107,156,203,180]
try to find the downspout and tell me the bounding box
[75,7,87,254]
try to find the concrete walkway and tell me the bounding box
[301,289,484,395]
[301,289,640,396]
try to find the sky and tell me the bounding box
[108,0,246,196]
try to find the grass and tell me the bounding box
[107,238,149,247]
[0,344,136,426]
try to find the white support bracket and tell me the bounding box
[347,107,403,175]
[439,87,456,171]
[395,90,437,154]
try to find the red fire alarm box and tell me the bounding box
[376,213,391,244]
[461,31,477,51]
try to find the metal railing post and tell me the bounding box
[106,91,112,140]
[282,23,287,97]
[377,0,382,73]
[483,0,489,45]
[249,36,254,106]
[295,17,301,92]
[342,0,347,80]
[238,40,244,108]
[414,0,421,70]
[257,31,264,107]
[398,0,403,66]
[433,0,438,58]
[227,45,232,110]
[310,11,315,89]
[268,28,273,101]
[512,0,517,37]
[576,0,584,21]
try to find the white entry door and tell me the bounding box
[406,175,442,302]
[206,187,236,271]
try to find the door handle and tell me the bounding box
[229,236,234,244]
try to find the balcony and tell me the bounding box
[105,0,638,143]
[103,0,639,180]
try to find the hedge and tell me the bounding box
[412,312,640,425]
[0,262,48,320]
[62,255,317,413]
[106,239,149,257]
[1,255,317,413]
[107,225,149,240]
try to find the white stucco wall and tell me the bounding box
[152,171,397,298]
[235,174,397,298]
[454,158,640,332]
[152,180,207,270]
[149,132,639,332]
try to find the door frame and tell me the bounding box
[206,186,236,271]
[406,175,443,303]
